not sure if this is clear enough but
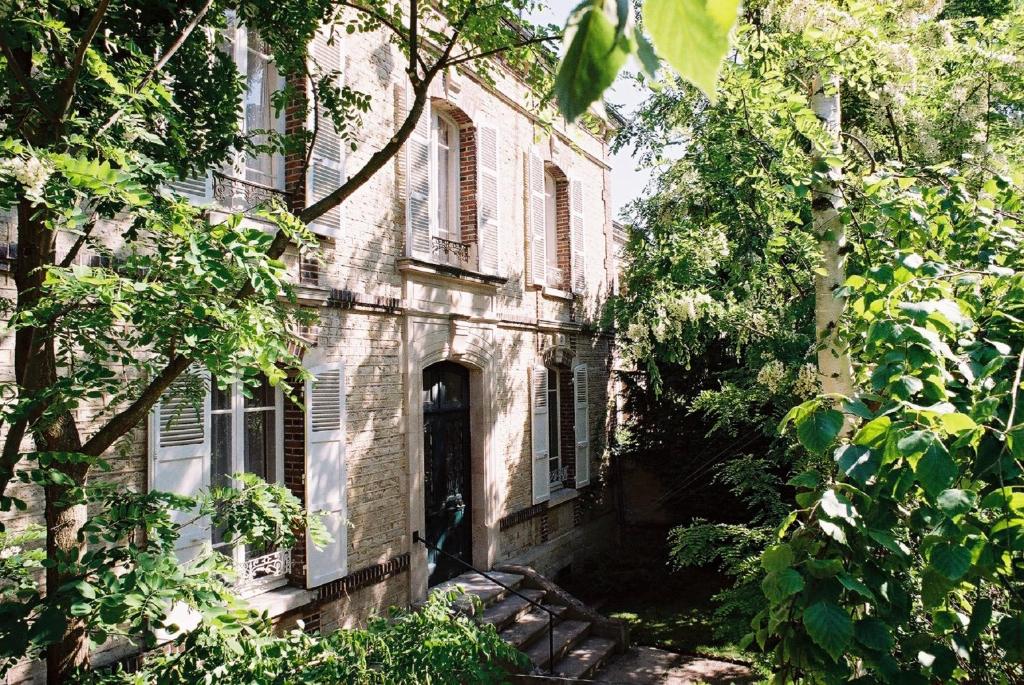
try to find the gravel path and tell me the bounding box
[593,646,759,684]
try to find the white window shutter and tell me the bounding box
[528,151,546,286]
[570,178,586,294]
[305,363,347,587]
[167,174,213,204]
[150,369,211,563]
[573,364,590,487]
[531,366,550,504]
[406,88,432,260]
[307,29,345,237]
[477,123,500,275]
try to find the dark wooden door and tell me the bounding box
[423,362,472,585]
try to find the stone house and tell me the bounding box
[1,13,621,680]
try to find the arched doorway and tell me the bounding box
[422,361,472,585]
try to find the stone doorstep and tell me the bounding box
[524,619,591,672]
[429,570,525,612]
[480,588,548,631]
[499,604,569,650]
[555,636,617,680]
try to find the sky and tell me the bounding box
[526,0,653,219]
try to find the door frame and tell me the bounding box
[406,316,499,601]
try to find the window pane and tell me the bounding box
[436,139,450,239]
[211,379,231,412]
[211,412,232,548]
[244,374,274,409]
[244,410,276,482]
[547,382,559,462]
[245,32,274,186]
[545,173,558,272]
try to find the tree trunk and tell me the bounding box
[808,73,855,400]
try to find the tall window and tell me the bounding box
[243,31,281,189]
[547,369,563,490]
[544,172,558,278]
[432,110,461,242]
[210,374,286,595]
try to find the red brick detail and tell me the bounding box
[283,377,307,586]
[299,252,320,285]
[284,74,309,213]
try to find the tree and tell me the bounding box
[0,0,557,679]
[610,0,1023,658]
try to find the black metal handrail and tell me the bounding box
[413,531,557,675]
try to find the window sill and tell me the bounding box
[540,286,575,302]
[244,586,315,619]
[547,487,580,508]
[398,257,507,288]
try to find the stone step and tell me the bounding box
[499,604,569,650]
[554,636,618,680]
[524,619,591,672]
[480,589,548,631]
[430,571,525,614]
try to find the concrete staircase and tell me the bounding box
[431,565,628,682]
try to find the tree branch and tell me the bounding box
[54,0,111,121]
[0,42,49,115]
[445,34,559,68]
[337,0,427,73]
[96,0,216,137]
[884,105,904,164]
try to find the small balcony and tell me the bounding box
[212,172,290,217]
[431,235,474,269]
[234,548,291,598]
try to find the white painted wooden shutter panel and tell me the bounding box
[307,30,345,237]
[150,370,211,563]
[305,363,347,587]
[573,364,590,487]
[528,151,547,286]
[406,91,432,260]
[531,366,550,504]
[477,123,499,275]
[570,178,586,294]
[168,174,213,204]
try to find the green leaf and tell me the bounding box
[820,489,858,524]
[929,543,971,581]
[855,618,894,651]
[797,409,844,453]
[967,598,993,644]
[762,543,794,572]
[835,444,878,485]
[787,469,821,489]
[803,601,854,661]
[555,1,632,121]
[838,572,874,599]
[761,568,805,603]
[819,520,847,544]
[854,415,891,447]
[915,443,957,498]
[935,489,976,517]
[642,0,740,101]
[997,615,1024,661]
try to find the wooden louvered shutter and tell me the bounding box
[573,364,590,487]
[570,178,585,294]
[307,29,345,237]
[531,366,550,504]
[477,123,499,275]
[405,88,432,260]
[305,363,347,587]
[150,370,211,563]
[528,151,546,286]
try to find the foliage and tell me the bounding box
[611,0,1024,665]
[77,589,526,685]
[0,464,322,675]
[758,166,1024,682]
[554,0,741,120]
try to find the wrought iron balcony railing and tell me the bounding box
[431,236,472,266]
[234,548,291,598]
[212,172,290,215]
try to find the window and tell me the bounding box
[546,368,564,490]
[242,31,282,189]
[544,172,558,277]
[210,374,287,596]
[432,110,461,243]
